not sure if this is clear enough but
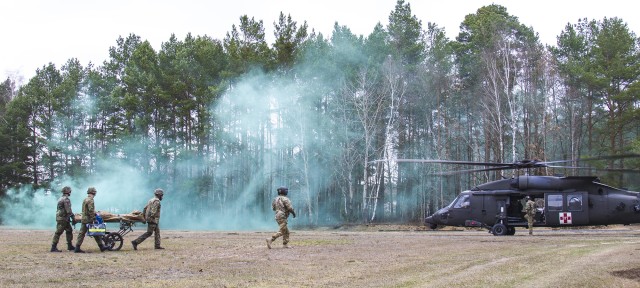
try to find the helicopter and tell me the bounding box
[382,155,640,236]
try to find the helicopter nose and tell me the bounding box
[425,215,435,224]
[425,215,438,229]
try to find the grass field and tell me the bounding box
[2,225,640,287]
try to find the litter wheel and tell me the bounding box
[104,233,123,251]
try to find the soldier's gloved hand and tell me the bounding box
[292,213,296,218]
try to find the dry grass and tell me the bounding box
[2,225,640,287]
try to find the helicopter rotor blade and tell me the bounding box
[543,153,640,165]
[387,159,513,167]
[580,153,640,161]
[372,154,640,175]
[431,166,514,176]
[546,165,640,174]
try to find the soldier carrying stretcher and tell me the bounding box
[74,187,108,253]
[50,186,75,252]
[132,188,165,250]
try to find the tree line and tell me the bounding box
[1,1,639,225]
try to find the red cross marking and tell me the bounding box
[559,212,572,224]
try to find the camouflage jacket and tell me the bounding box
[144,196,161,224]
[272,196,295,219]
[525,200,537,216]
[81,195,96,224]
[55,195,73,222]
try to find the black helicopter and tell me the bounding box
[387,155,640,236]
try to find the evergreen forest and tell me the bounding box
[1,1,639,228]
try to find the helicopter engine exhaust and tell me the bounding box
[511,175,599,190]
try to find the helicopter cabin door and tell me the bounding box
[544,192,589,226]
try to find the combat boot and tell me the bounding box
[74,246,85,253]
[131,241,138,250]
[155,246,165,250]
[266,238,272,249]
[99,244,108,252]
[67,242,75,251]
[50,244,62,252]
[283,243,291,249]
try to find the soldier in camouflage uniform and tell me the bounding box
[132,188,164,250]
[266,187,296,249]
[74,187,107,253]
[50,186,75,252]
[524,196,537,235]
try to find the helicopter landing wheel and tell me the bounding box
[103,232,123,251]
[507,226,516,235]
[492,223,508,236]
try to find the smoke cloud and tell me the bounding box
[1,66,339,231]
[2,160,152,228]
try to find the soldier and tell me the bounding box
[266,187,296,249]
[132,188,164,250]
[524,196,537,235]
[50,186,75,252]
[74,187,107,253]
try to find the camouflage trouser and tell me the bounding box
[52,221,73,245]
[75,224,103,248]
[133,223,161,248]
[525,214,534,234]
[270,217,289,245]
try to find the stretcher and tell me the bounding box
[73,210,145,251]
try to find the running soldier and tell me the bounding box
[74,187,107,253]
[132,188,164,250]
[266,187,296,249]
[50,186,75,252]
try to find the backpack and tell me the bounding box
[142,203,149,221]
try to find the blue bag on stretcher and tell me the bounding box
[87,214,106,236]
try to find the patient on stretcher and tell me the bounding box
[73,210,144,223]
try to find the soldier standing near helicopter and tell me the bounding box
[524,196,537,235]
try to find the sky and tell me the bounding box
[1,0,638,84]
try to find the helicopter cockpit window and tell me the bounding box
[547,195,563,211]
[567,194,583,211]
[453,194,471,209]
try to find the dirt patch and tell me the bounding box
[612,268,640,281]
[2,225,640,287]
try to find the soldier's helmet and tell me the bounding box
[154,189,164,196]
[277,187,288,196]
[87,187,97,195]
[62,186,72,195]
